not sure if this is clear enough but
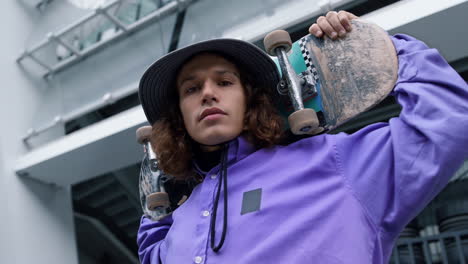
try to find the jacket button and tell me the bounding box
[194,256,203,263]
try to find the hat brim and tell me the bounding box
[138,38,280,125]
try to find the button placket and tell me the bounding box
[193,167,219,264]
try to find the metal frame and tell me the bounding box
[167,7,186,52]
[16,0,196,78]
[392,229,468,264]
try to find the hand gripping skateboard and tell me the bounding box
[136,126,195,220]
[264,19,398,135]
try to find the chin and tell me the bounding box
[194,128,241,146]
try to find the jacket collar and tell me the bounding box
[193,135,256,175]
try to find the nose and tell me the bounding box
[201,80,218,105]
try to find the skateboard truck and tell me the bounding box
[299,72,318,97]
[277,72,317,98]
[136,126,172,217]
[264,30,321,135]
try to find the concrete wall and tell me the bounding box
[0,1,79,263]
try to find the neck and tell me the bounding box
[194,144,223,172]
[199,144,222,152]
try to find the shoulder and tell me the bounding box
[270,133,342,158]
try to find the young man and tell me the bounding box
[137,11,468,264]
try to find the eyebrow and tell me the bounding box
[178,70,240,88]
[214,70,240,78]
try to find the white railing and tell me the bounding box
[16,0,195,78]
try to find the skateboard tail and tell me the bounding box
[270,20,397,132]
[304,20,398,130]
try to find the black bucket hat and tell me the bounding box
[138,38,280,125]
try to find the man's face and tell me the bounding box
[177,53,246,146]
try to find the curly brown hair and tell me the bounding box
[149,55,285,180]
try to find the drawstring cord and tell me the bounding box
[210,144,229,252]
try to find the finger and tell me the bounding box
[346,11,359,20]
[326,11,347,38]
[308,23,323,38]
[317,16,338,39]
[338,10,352,31]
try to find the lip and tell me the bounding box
[199,107,226,121]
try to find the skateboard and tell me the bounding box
[136,126,195,220]
[264,19,398,135]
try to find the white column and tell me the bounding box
[0,1,79,263]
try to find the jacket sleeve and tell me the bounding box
[334,34,468,235]
[137,215,173,264]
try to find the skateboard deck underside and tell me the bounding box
[274,20,398,131]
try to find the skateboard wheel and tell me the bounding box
[288,109,323,135]
[264,30,292,56]
[136,126,152,144]
[146,192,170,211]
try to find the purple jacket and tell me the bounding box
[137,34,468,264]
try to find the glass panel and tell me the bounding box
[178,0,298,47]
[138,0,159,19]
[59,13,116,52]
[30,41,72,69]
[114,1,140,25]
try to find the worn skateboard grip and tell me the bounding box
[306,19,398,128]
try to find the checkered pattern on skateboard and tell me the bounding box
[299,36,320,82]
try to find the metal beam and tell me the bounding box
[96,7,128,32]
[168,8,186,52]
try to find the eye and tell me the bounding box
[184,85,198,95]
[219,80,233,86]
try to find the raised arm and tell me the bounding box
[334,33,468,235]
